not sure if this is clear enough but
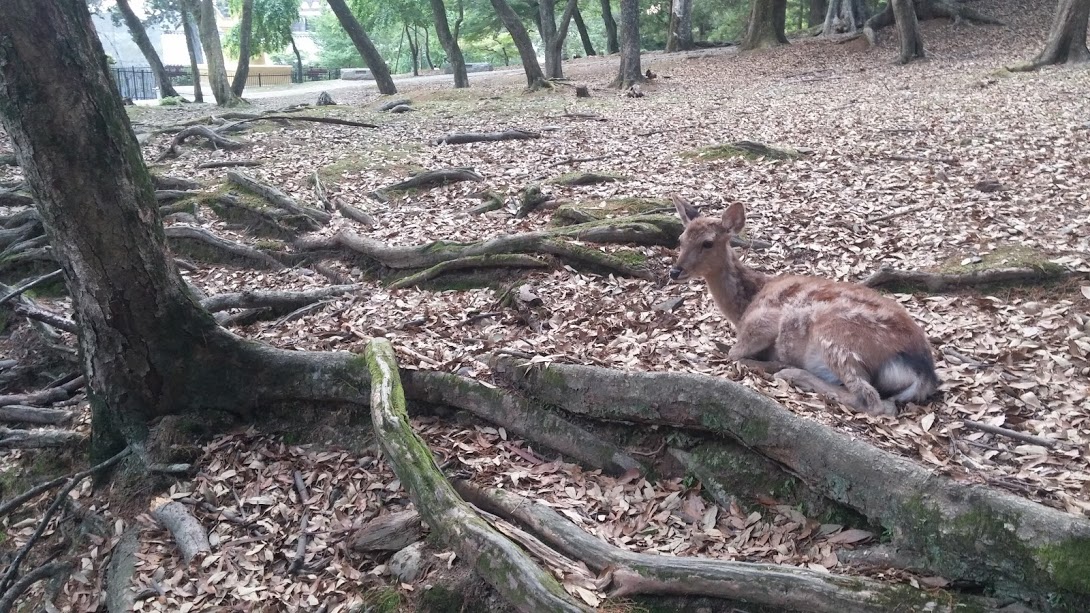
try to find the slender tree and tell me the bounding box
[1013,0,1090,70]
[741,0,788,50]
[600,0,620,54]
[890,0,924,63]
[231,0,254,96]
[822,0,865,36]
[539,0,579,79]
[430,0,469,87]
[181,5,204,102]
[113,0,182,98]
[489,0,547,87]
[614,0,642,88]
[326,0,397,94]
[666,0,694,52]
[184,0,243,105]
[571,7,596,56]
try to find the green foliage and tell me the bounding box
[159,95,183,105]
[224,0,301,59]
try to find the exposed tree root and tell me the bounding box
[155,190,197,204]
[377,98,412,111]
[378,167,485,193]
[216,114,378,133]
[0,405,74,425]
[200,284,363,313]
[205,193,313,238]
[151,499,211,565]
[0,187,33,208]
[0,221,40,251]
[490,355,1090,604]
[11,303,77,334]
[350,509,424,552]
[313,172,375,227]
[364,339,587,613]
[0,270,63,306]
[388,254,550,289]
[554,172,619,186]
[0,377,83,408]
[155,126,246,162]
[401,369,643,475]
[455,481,995,612]
[514,186,552,218]
[0,427,85,448]
[0,447,130,520]
[164,225,285,269]
[0,561,73,613]
[864,1,1003,51]
[151,175,202,191]
[862,265,1075,291]
[197,160,263,169]
[435,129,541,145]
[226,171,331,225]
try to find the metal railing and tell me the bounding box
[111,66,158,100]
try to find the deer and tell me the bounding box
[669,196,939,417]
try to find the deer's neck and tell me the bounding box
[705,259,768,326]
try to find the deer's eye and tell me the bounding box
[701,240,714,249]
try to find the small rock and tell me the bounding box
[316,91,336,106]
[389,541,427,583]
[653,296,687,312]
[974,179,1004,193]
[389,104,414,113]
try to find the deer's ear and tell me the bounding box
[721,202,746,233]
[672,196,701,226]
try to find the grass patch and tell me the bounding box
[684,141,803,161]
[316,145,421,183]
[936,245,1065,276]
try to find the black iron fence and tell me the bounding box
[111,66,158,101]
[294,66,341,83]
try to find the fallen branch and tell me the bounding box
[0,270,63,306]
[401,370,643,476]
[197,160,263,169]
[862,266,1075,291]
[435,129,541,145]
[0,405,74,425]
[0,377,83,407]
[378,168,485,193]
[455,482,993,612]
[200,284,363,313]
[289,470,310,575]
[155,126,246,162]
[554,172,619,186]
[151,499,211,565]
[549,154,613,167]
[0,447,129,519]
[0,427,86,448]
[226,171,331,224]
[0,561,73,613]
[350,510,424,552]
[866,203,929,223]
[389,254,550,289]
[164,225,285,269]
[365,339,587,613]
[11,303,78,333]
[962,420,1061,449]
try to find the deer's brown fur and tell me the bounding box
[670,197,939,416]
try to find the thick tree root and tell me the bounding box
[151,175,202,191]
[155,126,246,162]
[378,167,485,193]
[455,481,996,612]
[490,355,1090,605]
[204,194,308,238]
[0,377,83,407]
[216,114,378,133]
[364,339,588,613]
[164,225,285,269]
[0,427,85,448]
[376,98,412,111]
[0,561,73,613]
[865,1,1003,49]
[151,500,211,565]
[435,129,542,145]
[226,171,331,225]
[0,270,63,306]
[862,265,1075,291]
[401,369,644,475]
[196,160,262,169]
[350,509,424,552]
[200,284,363,313]
[388,254,550,289]
[0,405,74,425]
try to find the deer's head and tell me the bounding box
[669,196,745,282]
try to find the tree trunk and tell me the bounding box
[539,0,578,80]
[430,0,469,88]
[1026,0,1090,67]
[666,0,694,51]
[114,0,181,99]
[181,5,203,102]
[423,26,435,69]
[891,0,924,63]
[231,0,254,96]
[600,0,620,53]
[406,25,420,76]
[614,0,643,87]
[289,33,304,83]
[490,0,547,87]
[572,7,596,56]
[188,0,243,106]
[326,0,397,94]
[822,0,866,35]
[809,0,827,26]
[741,0,789,50]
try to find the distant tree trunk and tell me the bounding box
[423,26,435,69]
[181,5,203,102]
[666,0,694,51]
[326,0,397,94]
[822,0,866,35]
[114,0,181,98]
[1015,0,1090,69]
[890,0,924,63]
[539,0,579,79]
[490,0,547,87]
[600,0,620,54]
[613,0,643,88]
[572,7,597,56]
[741,0,789,50]
[406,25,420,76]
[430,0,469,87]
[189,0,243,106]
[289,32,304,83]
[809,0,828,26]
[231,0,254,96]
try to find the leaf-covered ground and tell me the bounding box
[2,2,1089,610]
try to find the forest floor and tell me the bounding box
[2,2,1089,611]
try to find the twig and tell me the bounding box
[962,420,1060,449]
[940,347,989,370]
[0,447,131,593]
[549,154,613,167]
[0,560,73,613]
[0,270,63,306]
[866,203,929,223]
[289,511,310,575]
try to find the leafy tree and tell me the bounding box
[183,0,244,105]
[230,0,254,95]
[225,0,304,81]
[112,0,182,98]
[326,0,397,93]
[430,0,470,87]
[490,0,547,87]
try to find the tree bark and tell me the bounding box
[809,0,827,26]
[181,5,204,102]
[231,0,254,97]
[666,0,694,51]
[405,25,420,76]
[600,0,620,54]
[572,7,596,56]
[741,0,789,50]
[188,0,243,106]
[325,0,397,94]
[539,0,579,79]
[614,0,643,88]
[1020,0,1090,68]
[289,33,304,84]
[891,0,924,63]
[489,0,547,87]
[822,0,866,36]
[430,0,469,88]
[114,0,181,99]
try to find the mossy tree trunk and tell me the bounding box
[489,0,547,87]
[741,0,789,50]
[429,0,469,88]
[181,5,204,102]
[326,0,398,94]
[600,0,620,53]
[114,0,181,99]
[186,0,243,106]
[231,0,254,97]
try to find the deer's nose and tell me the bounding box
[669,267,684,280]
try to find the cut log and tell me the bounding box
[349,509,424,552]
[401,369,644,475]
[435,129,541,145]
[364,339,587,613]
[378,168,485,193]
[155,126,246,162]
[164,225,285,269]
[0,427,86,448]
[490,356,1090,607]
[226,171,332,224]
[151,499,211,565]
[200,284,363,313]
[454,481,996,612]
[862,266,1075,292]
